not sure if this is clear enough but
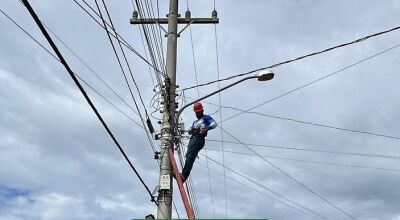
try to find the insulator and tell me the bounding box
[212,10,217,18]
[185,10,191,18]
[132,10,138,19]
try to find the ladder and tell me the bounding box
[167,147,195,219]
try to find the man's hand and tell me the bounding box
[200,127,208,134]
[193,124,201,129]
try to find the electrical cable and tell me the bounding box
[206,147,400,173]
[178,140,201,218]
[142,0,166,73]
[206,139,400,160]
[197,153,329,220]
[20,0,155,203]
[182,24,400,91]
[221,127,357,220]
[202,145,216,218]
[0,5,144,131]
[184,1,215,217]
[72,0,161,73]
[188,25,200,97]
[100,0,151,119]
[188,97,400,141]
[219,43,400,124]
[179,93,201,217]
[94,0,156,153]
[197,161,323,219]
[213,20,228,218]
[42,23,141,117]
[130,1,164,122]
[134,0,166,79]
[1,6,145,130]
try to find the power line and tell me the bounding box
[42,23,141,117]
[184,2,215,217]
[196,162,323,219]
[198,154,329,220]
[141,0,166,73]
[178,93,201,218]
[59,2,167,213]
[182,24,400,91]
[190,98,400,141]
[134,0,166,78]
[177,140,201,218]
[20,0,155,203]
[1,6,146,130]
[129,2,165,124]
[206,139,400,160]
[221,127,357,220]
[72,0,161,73]
[220,42,400,124]
[99,0,151,119]
[77,74,144,129]
[202,142,216,218]
[206,147,400,173]
[213,20,228,217]
[131,4,184,216]
[180,141,325,219]
[188,25,200,97]
[132,4,158,88]
[135,1,201,216]
[94,0,156,154]
[19,3,157,152]
[0,8,59,61]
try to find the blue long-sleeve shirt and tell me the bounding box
[189,114,217,137]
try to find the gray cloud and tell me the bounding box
[1,0,400,219]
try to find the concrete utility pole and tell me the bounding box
[131,1,218,218]
[157,0,178,218]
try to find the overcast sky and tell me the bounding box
[1,0,400,219]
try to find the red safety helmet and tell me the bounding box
[193,102,203,113]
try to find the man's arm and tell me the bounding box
[206,120,217,130]
[203,115,217,132]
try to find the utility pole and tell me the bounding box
[131,1,218,218]
[157,0,178,218]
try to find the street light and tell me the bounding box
[176,69,274,122]
[257,69,274,81]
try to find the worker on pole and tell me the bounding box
[180,102,217,182]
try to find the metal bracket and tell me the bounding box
[178,19,195,36]
[155,20,167,34]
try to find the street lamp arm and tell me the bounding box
[176,75,258,121]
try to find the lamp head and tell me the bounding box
[257,69,274,81]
